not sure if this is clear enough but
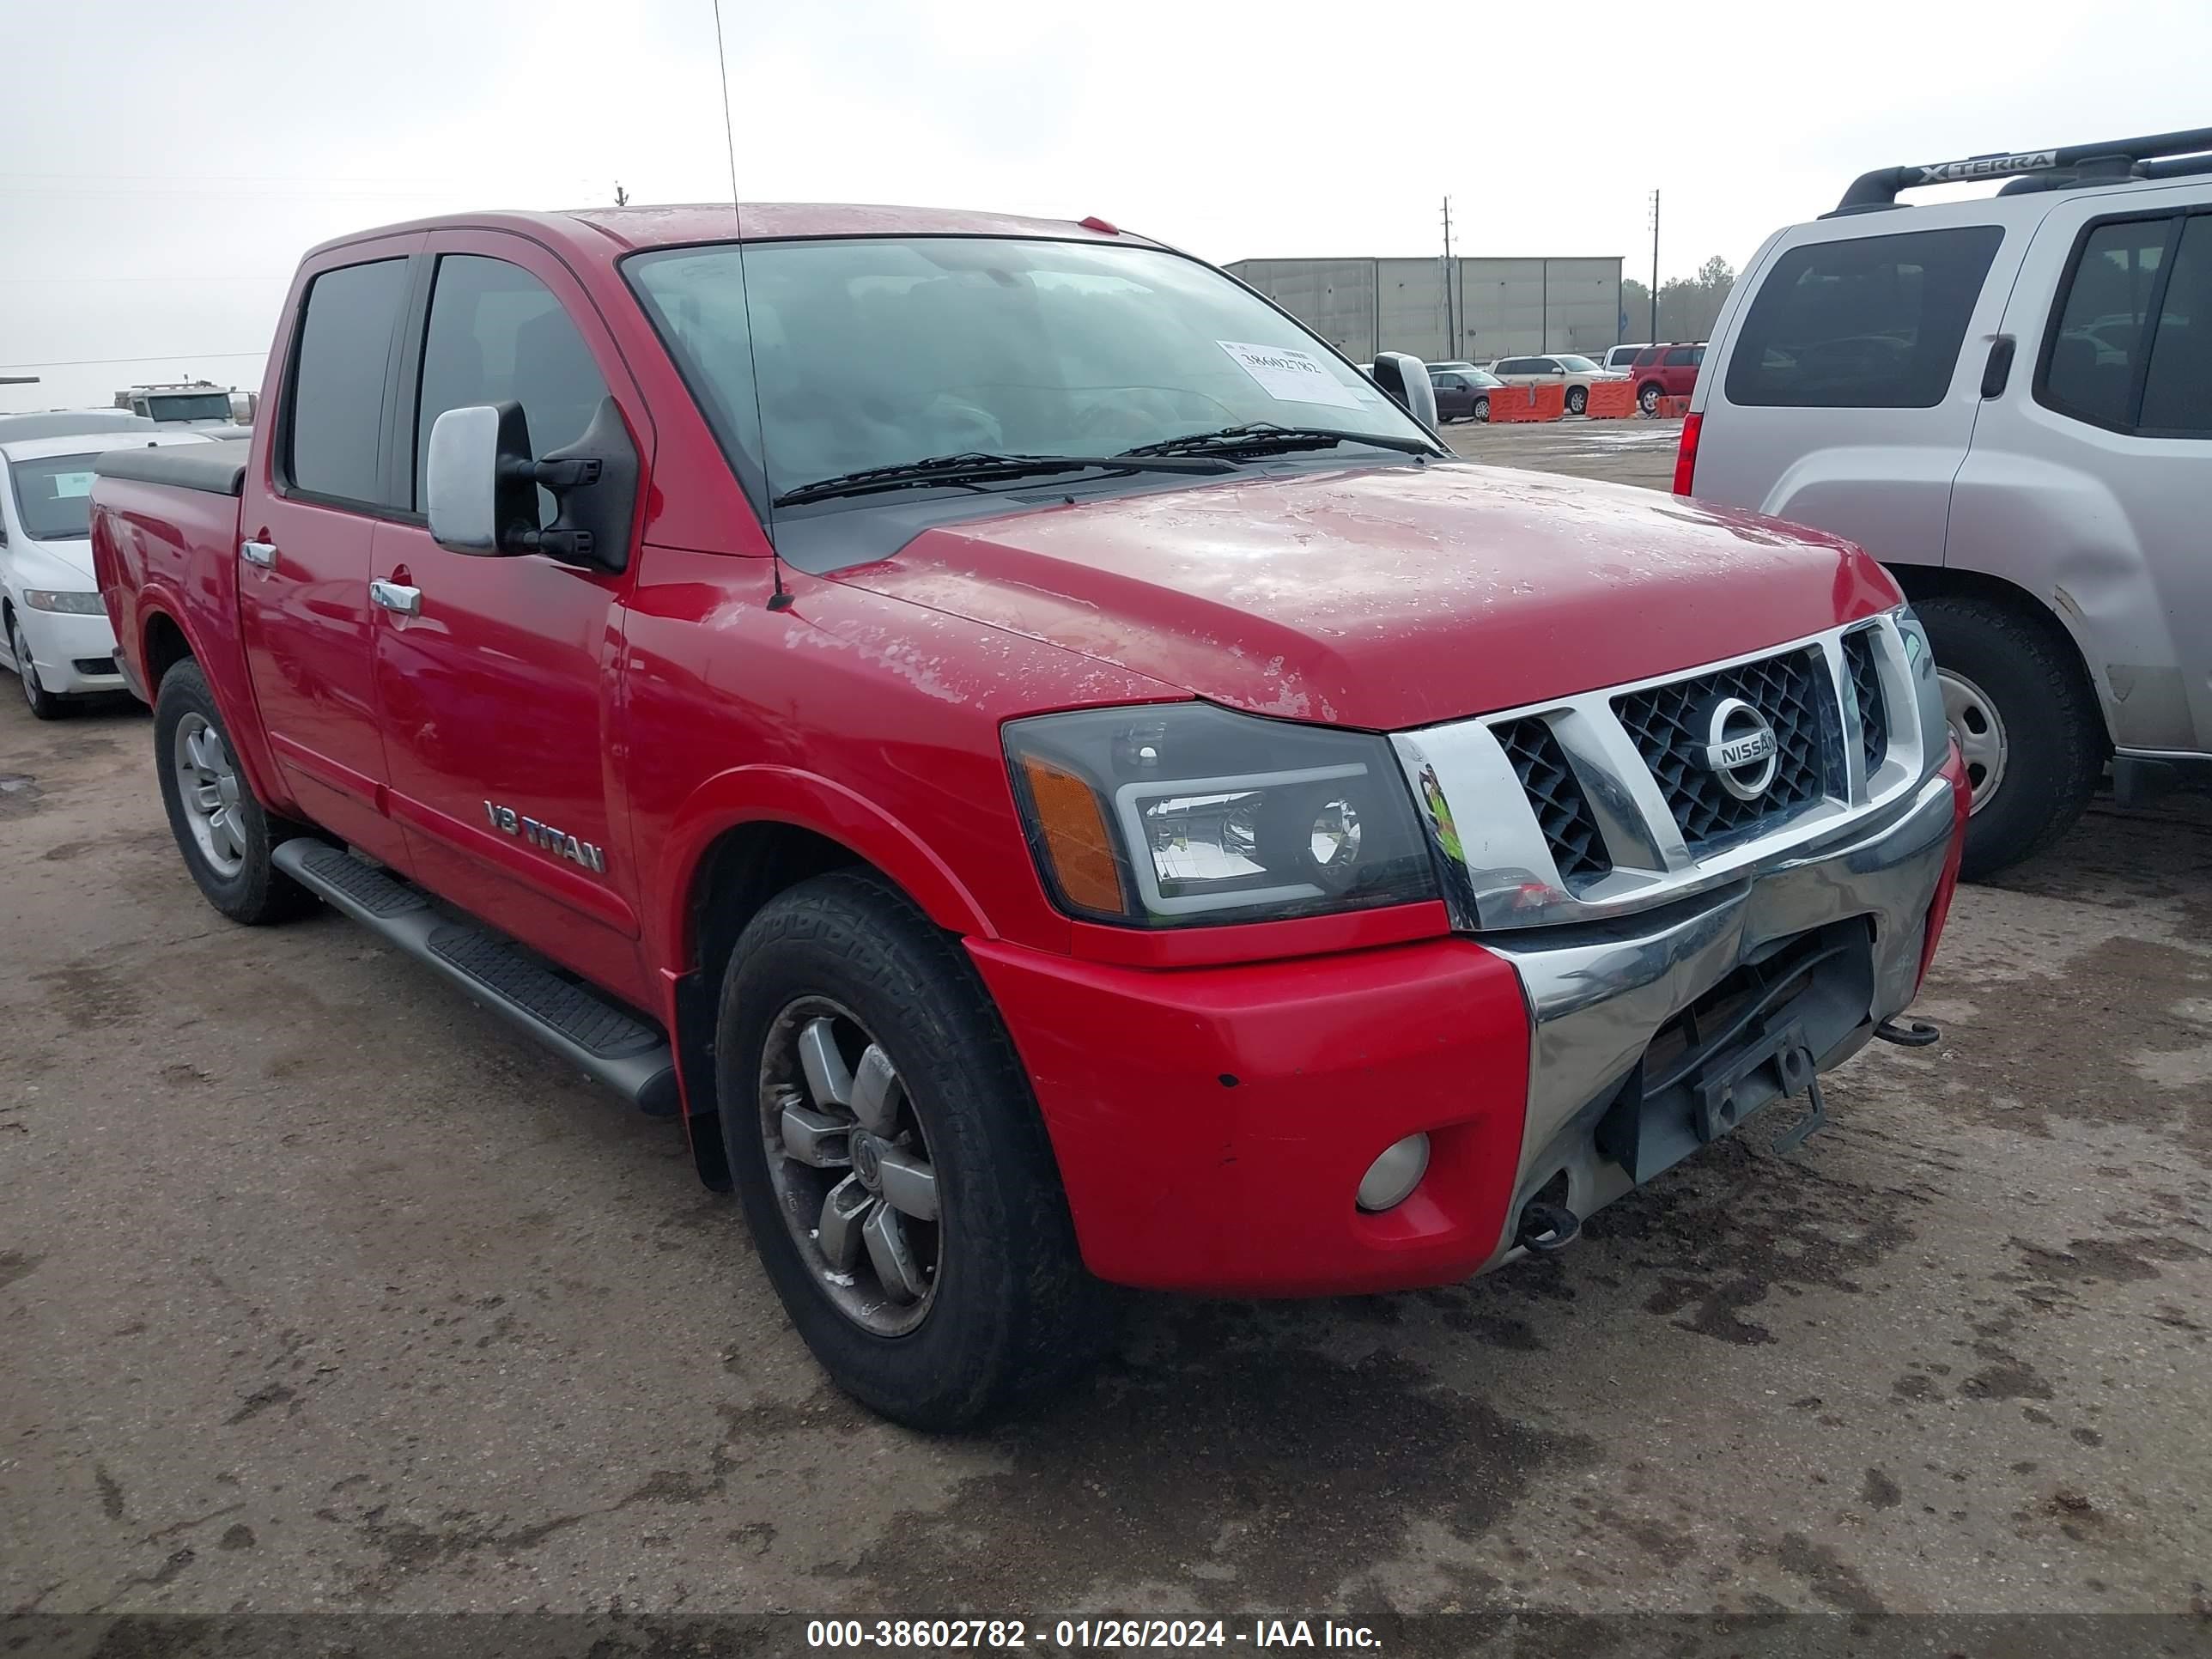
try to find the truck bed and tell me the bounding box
[92,438,251,496]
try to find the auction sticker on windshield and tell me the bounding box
[1217,340,1363,410]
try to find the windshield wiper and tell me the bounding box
[1118,422,1443,461]
[773,450,1232,508]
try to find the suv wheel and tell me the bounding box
[9,611,64,721]
[715,869,1108,1429]
[1565,386,1588,416]
[153,659,317,923]
[1638,382,1662,415]
[1914,595,2105,879]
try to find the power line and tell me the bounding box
[0,350,265,370]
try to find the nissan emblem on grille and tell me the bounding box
[1698,697,1780,801]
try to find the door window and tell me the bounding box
[286,258,410,504]
[1663,346,1698,367]
[1723,225,2003,409]
[413,255,611,519]
[2048,212,2212,437]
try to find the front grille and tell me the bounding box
[1613,647,1830,851]
[1493,717,1612,886]
[1841,628,1887,774]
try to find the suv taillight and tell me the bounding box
[1672,411,1701,497]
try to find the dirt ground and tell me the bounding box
[3,446,2209,1628]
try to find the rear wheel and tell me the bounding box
[1565,385,1588,415]
[1638,381,1662,415]
[152,659,317,923]
[715,869,1108,1429]
[9,611,64,721]
[1914,594,2105,879]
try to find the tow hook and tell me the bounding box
[1874,1015,1942,1048]
[1516,1200,1581,1255]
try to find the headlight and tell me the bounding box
[1004,702,1438,927]
[22,589,105,616]
[1893,605,1946,763]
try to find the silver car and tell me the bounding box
[1685,127,2212,876]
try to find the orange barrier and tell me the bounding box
[1655,394,1692,420]
[1487,382,1565,423]
[1582,380,1637,419]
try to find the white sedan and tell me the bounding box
[0,419,210,719]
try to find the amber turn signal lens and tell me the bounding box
[1019,756,1124,915]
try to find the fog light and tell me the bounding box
[1356,1133,1430,1212]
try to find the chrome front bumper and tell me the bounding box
[1470,767,1958,1267]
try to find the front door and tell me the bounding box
[238,240,422,865]
[1954,191,2212,757]
[370,234,653,1000]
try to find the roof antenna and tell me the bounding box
[712,0,793,611]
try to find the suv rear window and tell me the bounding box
[1723,226,2002,409]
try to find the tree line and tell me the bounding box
[1622,256,1737,343]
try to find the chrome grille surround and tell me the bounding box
[1390,611,1935,933]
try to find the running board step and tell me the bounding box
[272,839,679,1115]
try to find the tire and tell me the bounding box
[8,609,65,721]
[1473,397,1489,422]
[1638,382,1662,415]
[1913,594,2105,880]
[715,868,1109,1429]
[152,659,317,924]
[1565,386,1588,416]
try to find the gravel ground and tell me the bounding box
[3,452,2208,1629]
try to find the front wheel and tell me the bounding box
[1565,386,1588,415]
[152,659,317,923]
[1914,595,2105,879]
[715,869,1109,1429]
[9,611,65,721]
[1473,396,1490,422]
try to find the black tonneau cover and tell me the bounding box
[92,438,251,497]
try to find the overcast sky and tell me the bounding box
[4,0,2207,412]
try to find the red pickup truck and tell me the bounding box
[91,204,1970,1428]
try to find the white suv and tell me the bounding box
[1684,128,2212,876]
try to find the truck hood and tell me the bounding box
[835,462,1899,731]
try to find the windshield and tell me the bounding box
[1555,355,1601,373]
[7,452,100,541]
[144,393,231,422]
[627,237,1430,503]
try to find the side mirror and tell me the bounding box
[426,404,534,556]
[1370,351,1439,429]
[426,398,638,571]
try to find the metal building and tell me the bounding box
[1225,255,1624,364]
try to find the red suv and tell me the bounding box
[1631,343,1705,414]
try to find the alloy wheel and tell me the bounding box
[758,997,941,1335]
[173,712,247,876]
[1940,667,2008,813]
[11,617,40,711]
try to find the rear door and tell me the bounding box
[1690,213,2021,563]
[370,232,653,997]
[240,240,421,864]
[1952,187,2212,757]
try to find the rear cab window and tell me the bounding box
[1723,225,2004,408]
[2041,210,2212,437]
[283,258,411,504]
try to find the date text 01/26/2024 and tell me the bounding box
[805,1620,1383,1650]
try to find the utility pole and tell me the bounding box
[613,181,630,207]
[1441,195,1455,360]
[1649,188,1661,342]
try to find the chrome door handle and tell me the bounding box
[368,580,422,617]
[240,539,277,568]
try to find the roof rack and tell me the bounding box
[1829,126,2212,214]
